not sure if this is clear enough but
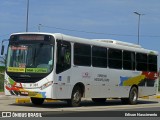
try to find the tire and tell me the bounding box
[92,98,106,103]
[128,87,138,105]
[31,97,44,105]
[67,86,82,107]
[121,87,138,105]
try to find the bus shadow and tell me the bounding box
[10,99,159,109]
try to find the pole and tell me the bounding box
[134,12,144,45]
[137,14,140,45]
[26,0,29,32]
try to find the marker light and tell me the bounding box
[40,81,53,90]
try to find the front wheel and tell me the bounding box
[67,86,82,107]
[31,97,44,105]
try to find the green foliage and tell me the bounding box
[0,66,5,73]
[0,74,4,92]
[0,66,5,92]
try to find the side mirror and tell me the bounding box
[1,45,4,55]
[1,39,9,55]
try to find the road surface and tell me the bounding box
[0,95,160,117]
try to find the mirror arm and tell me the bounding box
[1,39,9,55]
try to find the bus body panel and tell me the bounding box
[138,87,157,97]
[4,71,54,99]
[53,69,73,99]
[52,66,158,99]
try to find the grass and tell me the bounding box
[0,89,3,92]
[0,66,5,73]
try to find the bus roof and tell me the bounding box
[11,32,158,55]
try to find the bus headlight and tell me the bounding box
[40,81,53,90]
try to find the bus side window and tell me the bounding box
[136,53,147,71]
[56,40,71,74]
[108,48,122,69]
[148,55,157,72]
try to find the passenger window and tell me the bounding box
[56,40,71,74]
[108,49,122,69]
[92,46,107,68]
[136,53,147,71]
[123,51,135,70]
[148,55,157,72]
[74,43,91,66]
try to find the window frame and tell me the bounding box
[108,48,122,69]
[92,46,107,68]
[123,50,135,70]
[148,54,157,72]
[74,43,91,66]
[136,53,148,71]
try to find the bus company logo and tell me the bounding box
[2,112,11,118]
[59,76,62,81]
[82,72,91,78]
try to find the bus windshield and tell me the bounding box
[7,43,54,74]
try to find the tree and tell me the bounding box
[0,55,6,66]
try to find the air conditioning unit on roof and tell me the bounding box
[94,39,142,48]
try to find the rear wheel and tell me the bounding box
[31,97,44,105]
[121,87,138,105]
[128,87,138,105]
[67,86,82,107]
[92,98,106,103]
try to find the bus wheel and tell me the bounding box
[31,97,44,105]
[67,86,82,107]
[92,98,106,103]
[128,87,138,105]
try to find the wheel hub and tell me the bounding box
[73,91,80,103]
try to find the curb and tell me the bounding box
[141,96,149,99]
[15,95,160,104]
[15,98,30,103]
[0,92,4,95]
[141,95,160,99]
[15,98,59,104]
[1,93,160,103]
[155,95,160,99]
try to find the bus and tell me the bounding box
[1,32,159,107]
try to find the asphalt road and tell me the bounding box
[0,96,160,117]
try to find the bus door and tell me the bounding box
[55,40,72,98]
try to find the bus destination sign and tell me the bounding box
[19,35,45,41]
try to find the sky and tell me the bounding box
[0,0,160,65]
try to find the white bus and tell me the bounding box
[1,32,159,107]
